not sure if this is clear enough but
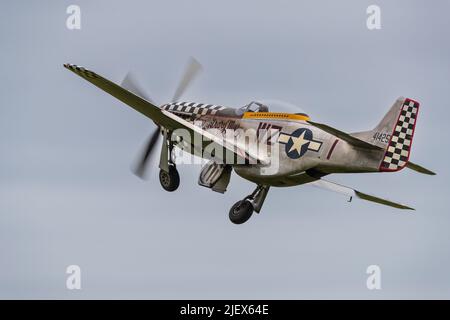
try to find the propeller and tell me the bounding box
[132,127,161,179]
[125,57,203,179]
[171,57,203,102]
[121,72,155,104]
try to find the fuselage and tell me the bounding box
[160,101,382,187]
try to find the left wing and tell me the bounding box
[64,63,180,129]
[64,63,267,165]
[308,178,414,210]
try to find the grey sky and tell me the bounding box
[1,0,449,298]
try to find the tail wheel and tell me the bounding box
[229,200,254,224]
[159,166,180,192]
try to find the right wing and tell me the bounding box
[307,120,383,151]
[306,118,435,175]
[308,178,414,210]
[64,63,267,165]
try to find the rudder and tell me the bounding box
[379,98,419,171]
[351,97,420,172]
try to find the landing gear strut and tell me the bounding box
[159,129,180,192]
[229,185,270,224]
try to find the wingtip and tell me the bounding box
[396,203,415,210]
[63,63,78,69]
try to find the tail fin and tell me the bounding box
[352,97,420,172]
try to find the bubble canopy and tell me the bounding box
[236,100,309,117]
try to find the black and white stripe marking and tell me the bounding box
[161,102,226,116]
[64,64,98,79]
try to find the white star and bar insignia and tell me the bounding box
[278,128,322,159]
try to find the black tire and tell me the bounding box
[159,166,180,192]
[229,200,254,224]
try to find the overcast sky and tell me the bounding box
[1,0,449,299]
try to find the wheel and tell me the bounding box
[229,200,254,224]
[159,166,180,192]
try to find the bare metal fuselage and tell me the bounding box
[164,103,383,187]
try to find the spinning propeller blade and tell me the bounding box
[122,72,161,179]
[121,72,155,104]
[131,127,161,179]
[171,57,203,102]
[126,57,202,179]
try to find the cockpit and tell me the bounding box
[233,99,310,119]
[236,101,269,115]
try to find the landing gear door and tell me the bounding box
[198,160,232,193]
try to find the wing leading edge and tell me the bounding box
[307,120,383,151]
[63,63,267,165]
[307,120,435,175]
[64,63,180,129]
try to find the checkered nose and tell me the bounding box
[380,98,419,171]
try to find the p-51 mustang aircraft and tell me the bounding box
[64,59,435,224]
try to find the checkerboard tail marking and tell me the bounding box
[379,98,419,172]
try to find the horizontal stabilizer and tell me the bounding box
[307,121,383,151]
[308,178,414,210]
[406,161,436,175]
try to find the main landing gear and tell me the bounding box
[159,165,180,192]
[229,185,270,224]
[159,129,180,192]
